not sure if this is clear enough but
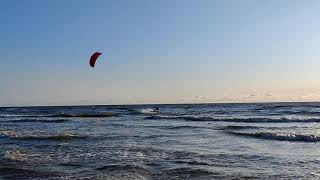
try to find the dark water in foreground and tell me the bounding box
[1,103,320,179]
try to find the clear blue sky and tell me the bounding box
[1,0,320,106]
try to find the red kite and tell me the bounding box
[89,52,102,67]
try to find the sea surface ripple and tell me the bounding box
[1,103,320,179]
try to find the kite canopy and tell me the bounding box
[89,52,102,67]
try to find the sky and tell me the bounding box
[1,0,320,106]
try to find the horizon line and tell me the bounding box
[1,101,320,108]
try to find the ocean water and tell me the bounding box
[0,103,320,179]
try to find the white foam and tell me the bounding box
[5,149,31,161]
[141,108,158,114]
[4,148,52,162]
[230,131,320,142]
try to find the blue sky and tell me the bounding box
[1,0,320,106]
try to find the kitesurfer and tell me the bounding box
[152,107,159,113]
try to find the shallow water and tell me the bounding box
[1,103,320,179]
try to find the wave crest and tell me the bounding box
[146,115,320,123]
[18,134,87,141]
[6,119,68,123]
[227,131,320,142]
[0,130,87,141]
[49,112,118,118]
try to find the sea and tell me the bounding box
[0,103,320,179]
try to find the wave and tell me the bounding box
[95,164,214,179]
[2,107,25,111]
[0,167,61,179]
[124,109,147,115]
[17,134,87,141]
[96,164,151,173]
[255,104,292,110]
[5,119,68,123]
[95,164,152,179]
[0,131,87,141]
[223,125,260,130]
[166,125,204,130]
[274,110,320,116]
[175,160,210,166]
[227,131,320,142]
[48,112,118,118]
[0,112,118,119]
[145,115,181,120]
[0,114,43,118]
[160,167,213,178]
[145,115,320,123]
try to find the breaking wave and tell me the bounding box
[4,149,32,161]
[227,131,320,142]
[145,115,320,123]
[0,114,43,118]
[0,131,87,141]
[3,149,52,163]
